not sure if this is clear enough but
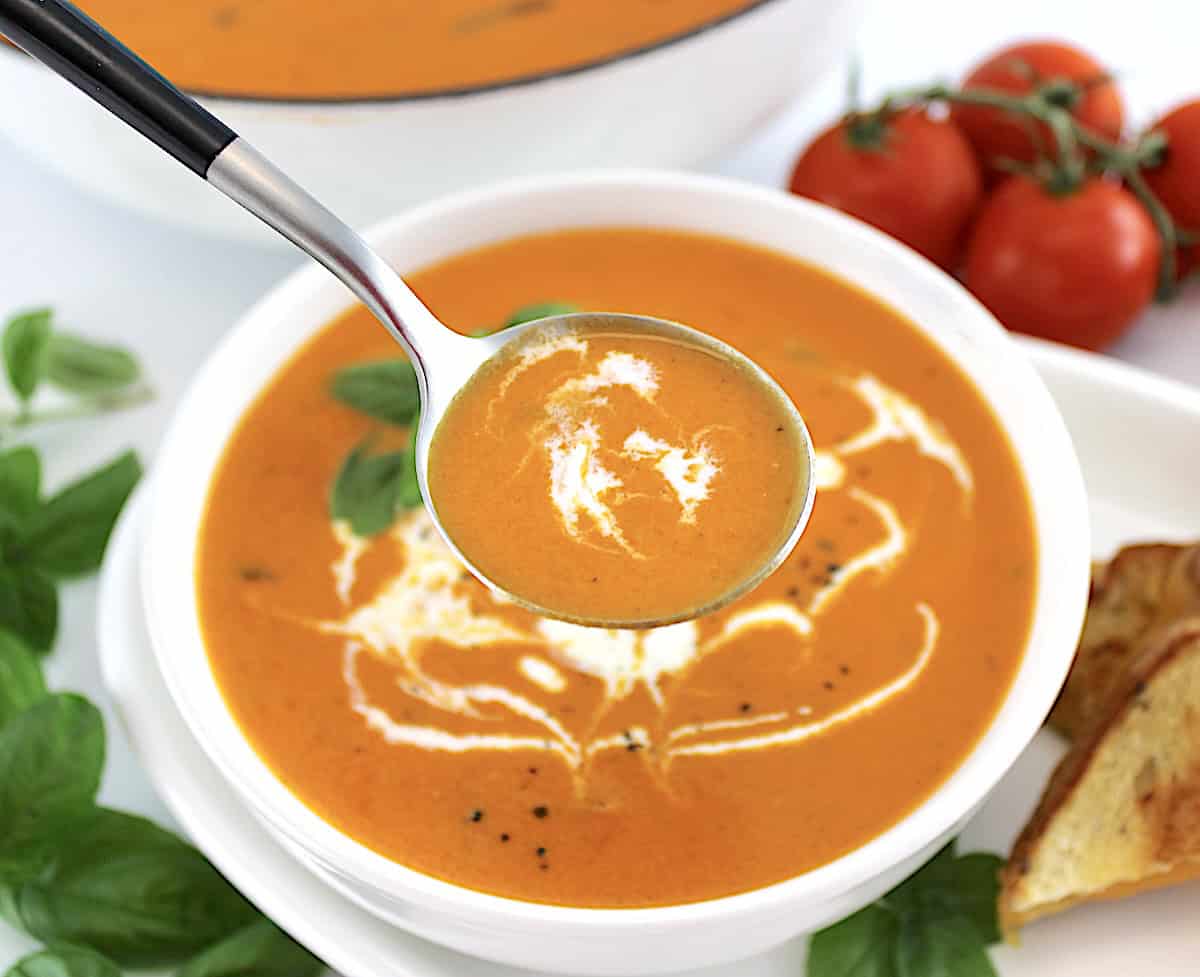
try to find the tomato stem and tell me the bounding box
[864,80,1189,302]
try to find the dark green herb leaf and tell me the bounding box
[2,309,52,403]
[43,333,141,396]
[807,841,1002,977]
[893,916,997,977]
[0,564,58,653]
[19,451,141,578]
[0,694,104,882]
[0,446,41,529]
[397,447,422,509]
[7,807,258,968]
[330,441,419,537]
[0,629,47,731]
[806,904,899,977]
[330,359,419,426]
[502,302,578,329]
[4,944,121,977]
[906,851,1003,945]
[397,408,422,509]
[176,916,325,977]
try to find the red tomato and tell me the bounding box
[952,41,1124,175]
[1143,99,1200,281]
[787,108,983,269]
[964,176,1159,349]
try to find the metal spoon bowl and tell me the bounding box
[0,0,815,627]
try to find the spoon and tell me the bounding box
[0,0,816,627]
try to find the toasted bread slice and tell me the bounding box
[1050,543,1200,739]
[1001,619,1200,932]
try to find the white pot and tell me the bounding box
[0,0,867,245]
[141,170,1090,975]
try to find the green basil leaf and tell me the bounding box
[42,333,141,396]
[943,853,1003,945]
[330,359,419,426]
[893,915,997,977]
[4,944,121,977]
[330,442,417,537]
[0,629,47,732]
[19,451,141,578]
[0,694,104,881]
[887,843,1002,947]
[2,309,52,403]
[807,903,899,977]
[0,564,58,653]
[502,302,578,329]
[8,807,257,968]
[0,446,41,529]
[397,447,422,509]
[176,916,325,977]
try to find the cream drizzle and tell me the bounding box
[311,369,974,787]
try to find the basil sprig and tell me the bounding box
[0,625,325,976]
[0,447,140,652]
[327,301,578,537]
[1,310,150,431]
[0,305,324,976]
[806,840,1003,977]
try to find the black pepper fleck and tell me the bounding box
[532,806,549,819]
[540,863,549,871]
[536,846,547,857]
[528,767,539,775]
[739,702,753,713]
[238,565,274,582]
[500,833,510,842]
[827,563,842,574]
[786,586,800,598]
[469,809,484,823]
[839,664,850,675]
[823,681,835,691]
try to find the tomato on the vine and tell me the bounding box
[787,108,983,269]
[952,41,1124,175]
[964,176,1159,350]
[1144,99,1200,280]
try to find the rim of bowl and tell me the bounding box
[0,0,784,106]
[142,169,1090,929]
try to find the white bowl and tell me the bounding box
[141,171,1090,975]
[0,0,866,245]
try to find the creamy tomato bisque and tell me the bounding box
[428,326,808,624]
[197,229,1036,908]
[75,0,761,99]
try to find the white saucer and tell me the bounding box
[98,339,1200,977]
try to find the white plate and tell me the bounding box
[97,338,1200,977]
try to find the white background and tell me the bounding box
[0,0,1198,970]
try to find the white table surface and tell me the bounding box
[1,0,1198,969]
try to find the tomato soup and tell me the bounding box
[428,325,808,624]
[197,228,1036,907]
[75,0,762,99]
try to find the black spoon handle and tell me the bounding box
[0,0,234,175]
[0,0,449,373]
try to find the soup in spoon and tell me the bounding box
[428,319,811,626]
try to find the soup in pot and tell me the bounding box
[75,0,765,99]
[197,228,1037,907]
